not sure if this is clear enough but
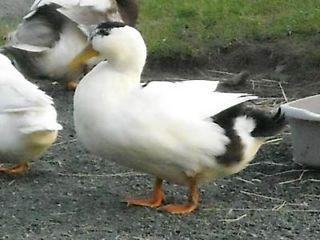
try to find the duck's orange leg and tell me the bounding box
[125,178,164,208]
[0,161,29,175]
[161,179,199,214]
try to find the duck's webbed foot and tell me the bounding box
[0,161,29,175]
[124,178,164,208]
[161,178,199,214]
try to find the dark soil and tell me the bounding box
[1,67,320,239]
[148,37,320,99]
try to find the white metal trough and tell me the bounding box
[281,94,320,167]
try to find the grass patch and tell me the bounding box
[0,1,320,73]
[0,17,19,45]
[137,0,320,60]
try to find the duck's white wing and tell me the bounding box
[0,54,62,133]
[58,2,121,26]
[141,80,219,92]
[109,80,256,173]
[8,4,64,51]
[32,0,117,26]
[7,45,50,53]
[30,0,79,10]
[141,80,256,119]
[7,21,57,52]
[31,0,111,10]
[0,55,52,110]
[30,0,121,31]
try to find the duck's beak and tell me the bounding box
[68,44,99,70]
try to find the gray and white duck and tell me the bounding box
[2,0,138,90]
[70,22,286,214]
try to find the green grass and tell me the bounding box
[137,0,320,59]
[0,17,19,45]
[1,1,320,62]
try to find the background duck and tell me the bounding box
[2,0,138,90]
[70,22,286,214]
[0,53,62,174]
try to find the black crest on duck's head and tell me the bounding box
[95,22,127,36]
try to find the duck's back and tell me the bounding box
[0,54,61,160]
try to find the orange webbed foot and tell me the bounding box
[125,196,163,208]
[160,203,198,214]
[0,161,29,175]
[124,178,164,208]
[160,179,199,214]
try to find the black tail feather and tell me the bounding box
[250,108,286,137]
[272,108,282,121]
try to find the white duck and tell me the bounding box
[0,53,62,174]
[2,0,138,90]
[70,22,286,214]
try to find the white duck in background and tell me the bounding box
[70,22,286,214]
[2,0,138,90]
[0,54,62,174]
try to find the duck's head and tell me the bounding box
[69,22,147,74]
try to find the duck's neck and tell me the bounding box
[87,60,142,105]
[111,60,144,80]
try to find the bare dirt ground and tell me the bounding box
[1,68,320,239]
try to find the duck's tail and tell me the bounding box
[250,108,286,137]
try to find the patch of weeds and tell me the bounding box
[138,0,320,61]
[0,17,19,45]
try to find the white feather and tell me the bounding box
[57,0,122,26]
[142,81,256,119]
[23,10,37,20]
[30,0,79,10]
[31,0,114,12]
[80,0,113,11]
[10,44,50,52]
[0,54,62,133]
